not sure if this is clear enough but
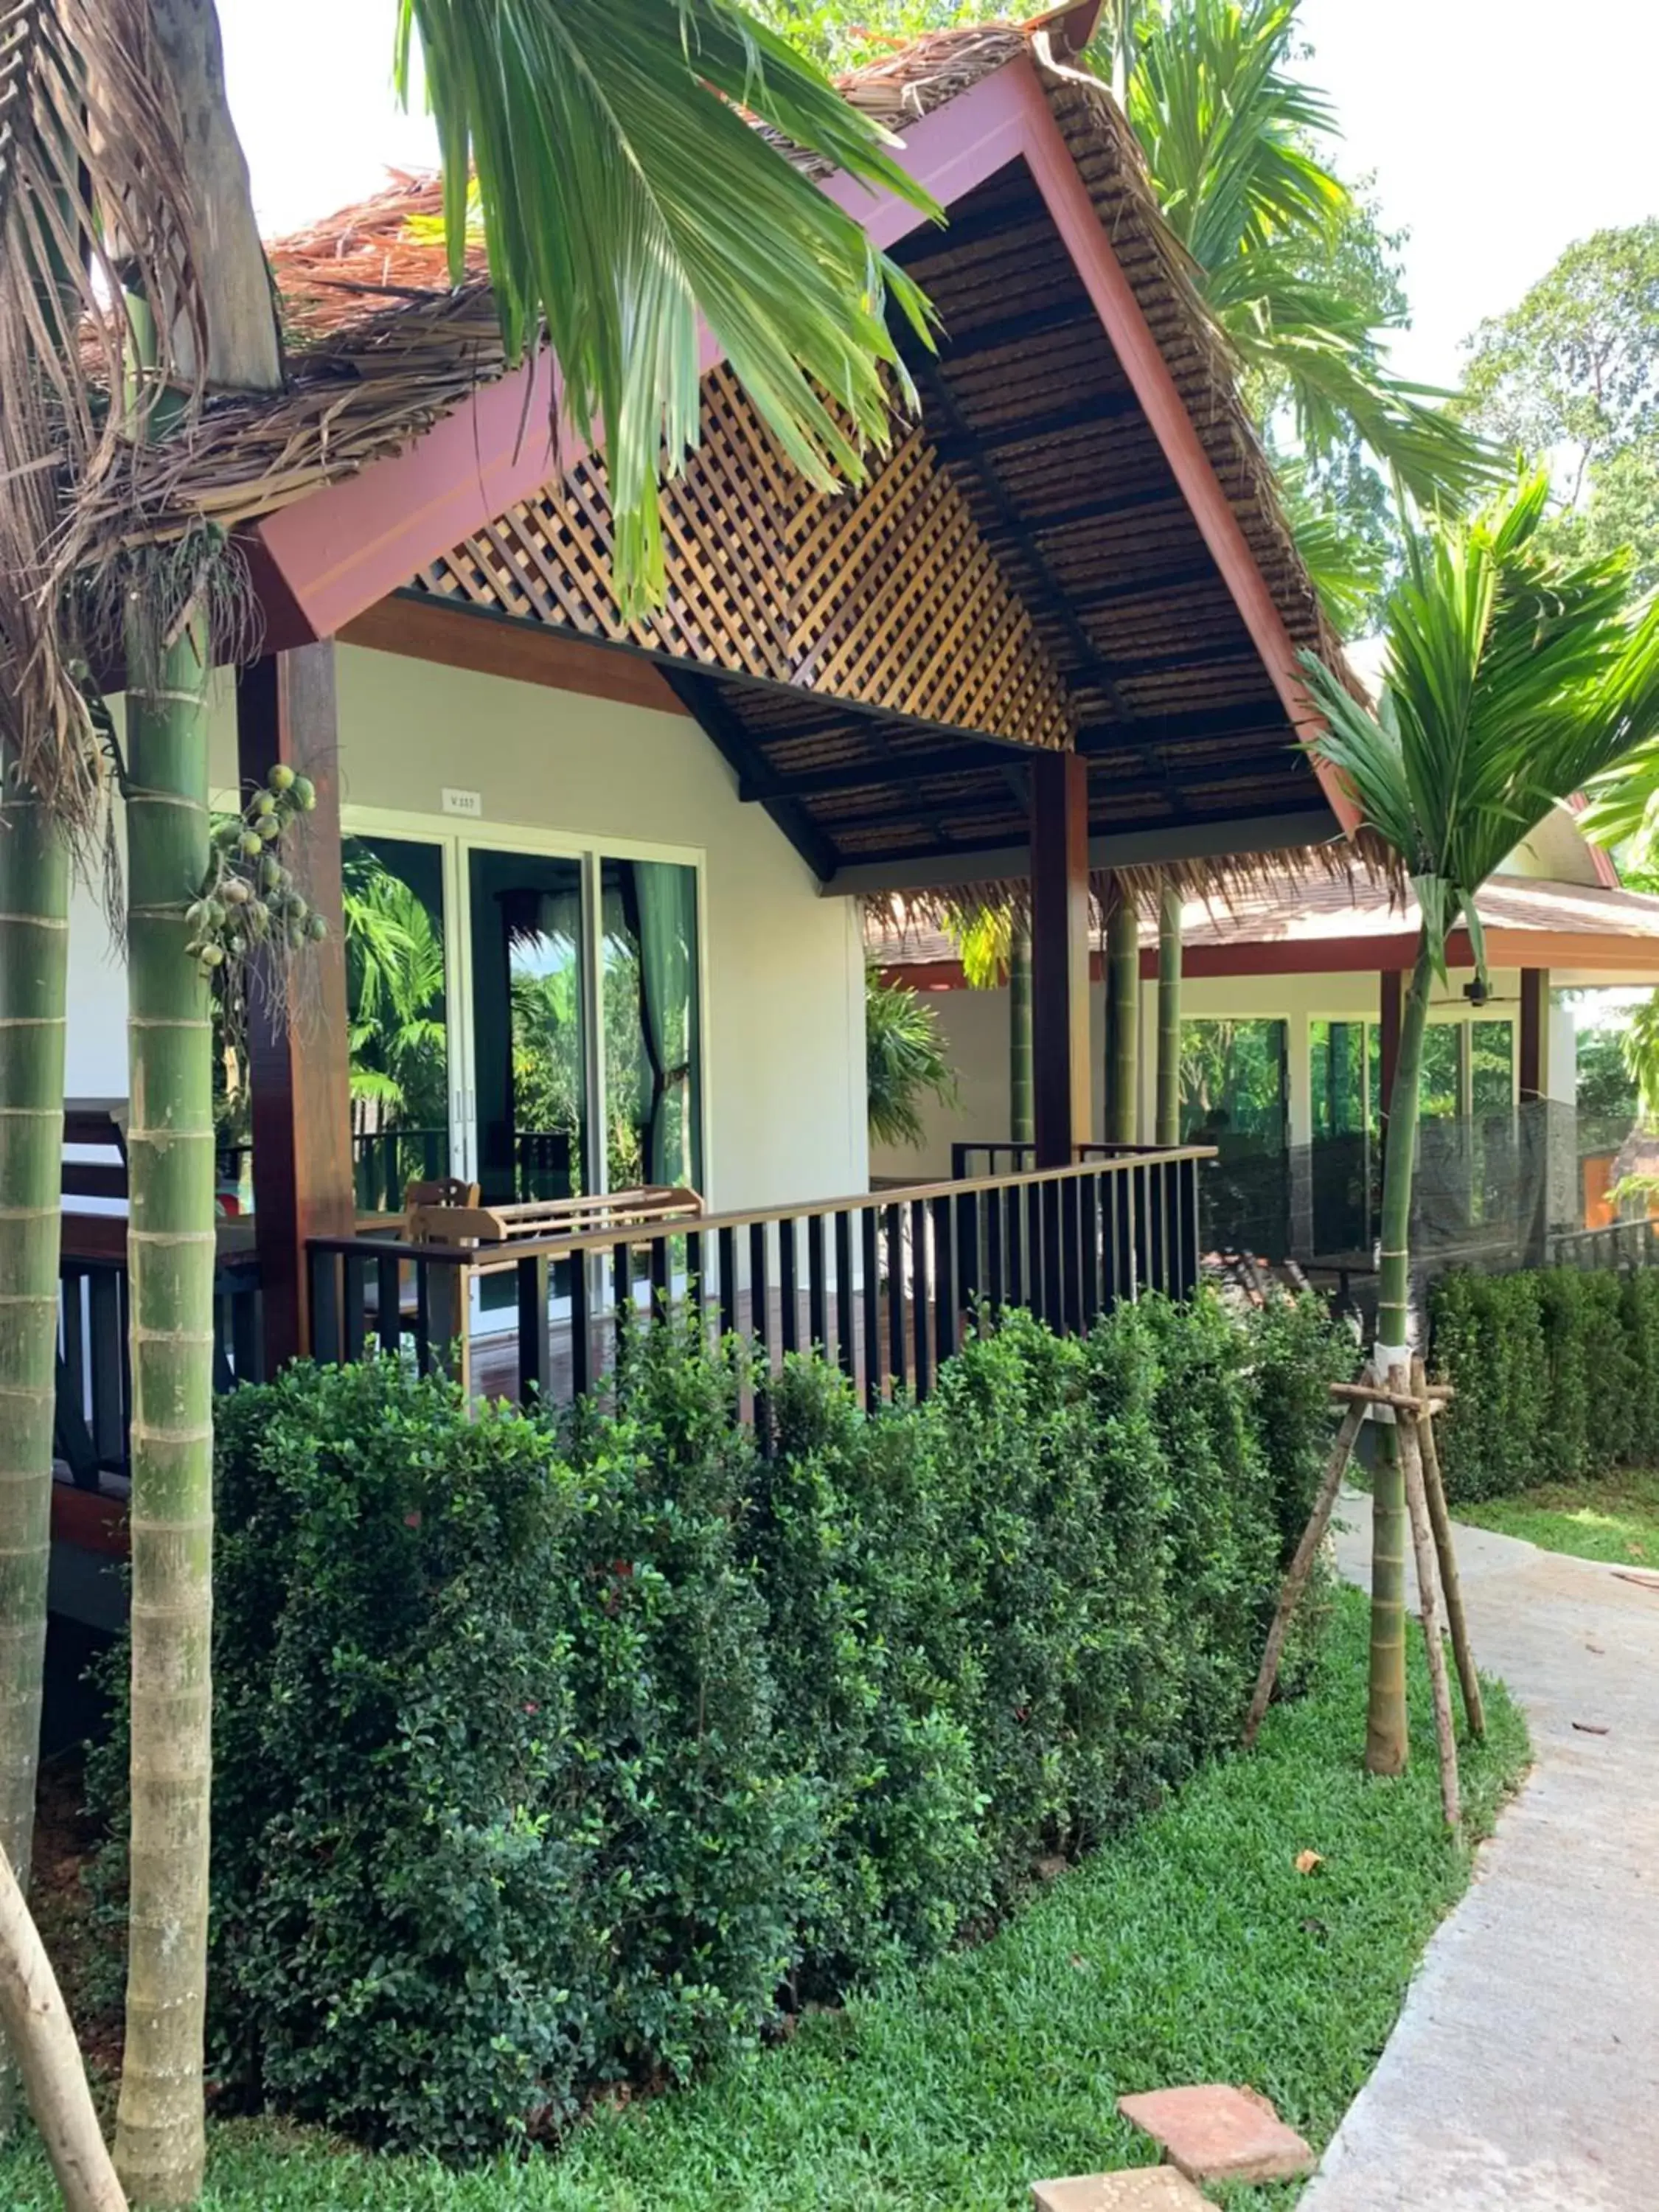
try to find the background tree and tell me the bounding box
[1460,221,1659,588]
[1302,474,1659,1777]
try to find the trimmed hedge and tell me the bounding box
[1430,1265,1659,1502]
[93,1292,1351,2158]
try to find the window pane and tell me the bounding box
[467,849,587,1205]
[1472,1020,1514,1115]
[342,834,451,1210]
[602,858,703,1194]
[1311,1019,1370,1138]
[1183,1018,1288,1259]
[1419,1023,1461,1120]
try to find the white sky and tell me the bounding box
[220,0,1659,389]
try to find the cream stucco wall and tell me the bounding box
[66,648,869,1213]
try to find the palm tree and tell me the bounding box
[1301,474,1659,1775]
[1,6,939,2199]
[1117,0,1490,519]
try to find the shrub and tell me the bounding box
[1431,1263,1657,1501]
[91,1290,1352,2157]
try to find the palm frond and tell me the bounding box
[1304,473,1659,970]
[866,965,956,1146]
[394,0,938,615]
[1124,0,1342,270]
[1117,0,1496,512]
[945,900,1012,990]
[0,0,205,820]
[1207,252,1495,507]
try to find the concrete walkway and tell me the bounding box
[1299,1495,1659,2211]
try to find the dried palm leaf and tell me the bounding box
[0,0,203,824]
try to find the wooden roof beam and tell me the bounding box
[1075,700,1290,754]
[739,738,1018,802]
[907,344,1192,824]
[661,670,839,880]
[929,392,1139,461]
[820,801,1338,894]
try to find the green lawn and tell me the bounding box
[0,1592,1527,2212]
[1456,1467,1659,1568]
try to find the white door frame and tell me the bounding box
[341,803,712,1204]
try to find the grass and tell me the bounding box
[0,1591,1527,2212]
[1455,1466,1659,1568]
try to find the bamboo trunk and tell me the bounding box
[114,620,215,2209]
[1105,882,1139,1146]
[1412,1355,1484,1740]
[1242,1382,1369,1747]
[1394,1368,1461,1829]
[0,773,69,2130]
[1009,917,1033,1148]
[0,1841,126,2211]
[1366,938,1433,1778]
[1155,877,1182,1147]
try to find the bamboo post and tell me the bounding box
[0,1843,126,2211]
[1155,877,1183,1147]
[1105,880,1139,1145]
[1411,1356,1485,1741]
[1394,1364,1461,1830]
[1009,918,1033,1148]
[1242,1374,1371,1747]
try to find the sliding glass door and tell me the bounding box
[467,849,589,1207]
[601,855,703,1196]
[339,819,706,1229]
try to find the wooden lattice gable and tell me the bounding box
[411,364,1077,755]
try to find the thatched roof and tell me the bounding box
[76,8,1368,895]
[872,866,1659,979]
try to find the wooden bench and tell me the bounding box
[398,1185,705,1389]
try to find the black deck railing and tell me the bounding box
[55,1236,262,1488]
[307,1150,1210,1416]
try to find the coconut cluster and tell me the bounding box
[186,764,325,976]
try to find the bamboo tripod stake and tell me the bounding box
[1392,1363,1461,1829]
[1244,1361,1482,1826]
[1413,1356,1484,1740]
[1242,1377,1371,1749]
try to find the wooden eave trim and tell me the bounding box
[339,594,689,717]
[1005,60,1362,838]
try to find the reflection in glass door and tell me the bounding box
[602,856,703,1196]
[466,849,590,1208]
[341,833,451,1211]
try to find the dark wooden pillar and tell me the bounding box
[1029,751,1091,1168]
[1378,967,1403,1129]
[236,644,355,1371]
[1518,967,1548,1101]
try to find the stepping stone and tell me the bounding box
[1116,2083,1314,2185]
[1032,2174,1209,2212]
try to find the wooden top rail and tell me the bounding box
[406,1186,703,1248]
[309,1147,1216,1271]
